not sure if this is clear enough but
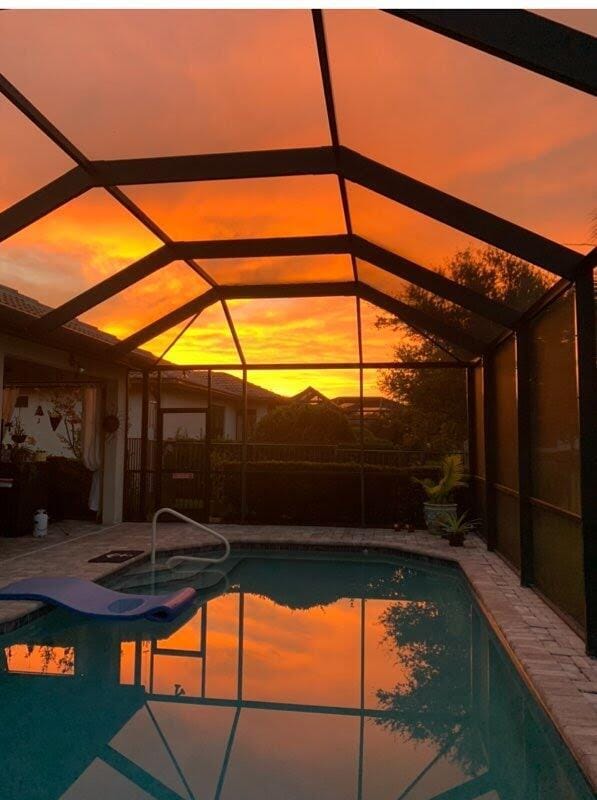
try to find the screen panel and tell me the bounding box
[495,489,521,572]
[0,188,161,308]
[358,258,502,343]
[348,182,556,310]
[535,9,597,36]
[162,302,243,365]
[532,506,585,628]
[327,9,597,253]
[226,296,359,364]
[79,262,208,341]
[474,364,485,478]
[124,175,345,240]
[359,297,458,364]
[0,95,76,213]
[196,255,354,286]
[493,337,518,490]
[0,9,330,158]
[529,290,580,514]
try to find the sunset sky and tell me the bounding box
[0,10,595,396]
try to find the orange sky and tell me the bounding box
[0,10,595,396]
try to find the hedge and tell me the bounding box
[214,460,470,527]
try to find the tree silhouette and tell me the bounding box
[374,588,486,777]
[376,246,549,451]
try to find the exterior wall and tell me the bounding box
[0,332,127,525]
[2,388,80,458]
[128,384,272,442]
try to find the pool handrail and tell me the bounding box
[151,507,231,567]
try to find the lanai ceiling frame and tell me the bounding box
[0,10,594,368]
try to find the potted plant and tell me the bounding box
[437,510,478,547]
[10,417,27,445]
[414,454,468,533]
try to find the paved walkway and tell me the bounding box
[0,521,596,789]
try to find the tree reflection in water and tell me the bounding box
[374,588,487,779]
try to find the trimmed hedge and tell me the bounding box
[215,460,470,526]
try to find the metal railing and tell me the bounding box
[151,507,231,568]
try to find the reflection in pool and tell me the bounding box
[0,552,592,800]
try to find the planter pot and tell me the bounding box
[423,502,457,533]
[11,434,26,445]
[34,451,48,462]
[449,532,465,547]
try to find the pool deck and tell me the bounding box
[1,521,596,789]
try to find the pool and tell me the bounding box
[0,550,593,800]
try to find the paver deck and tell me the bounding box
[1,521,596,790]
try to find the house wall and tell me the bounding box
[0,333,127,525]
[2,389,81,458]
[128,384,271,442]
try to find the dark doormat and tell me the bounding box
[88,550,144,564]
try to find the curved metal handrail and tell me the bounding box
[151,507,231,567]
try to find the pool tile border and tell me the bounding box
[0,522,596,789]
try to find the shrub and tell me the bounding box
[253,403,355,445]
[217,460,470,526]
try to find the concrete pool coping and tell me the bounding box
[1,521,596,790]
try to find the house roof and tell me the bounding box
[0,283,154,370]
[130,369,282,404]
[290,386,335,405]
[0,284,119,346]
[159,370,282,403]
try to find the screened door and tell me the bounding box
[157,407,209,521]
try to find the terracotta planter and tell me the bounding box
[423,502,457,533]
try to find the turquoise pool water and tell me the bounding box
[0,550,593,800]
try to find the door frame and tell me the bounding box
[157,406,210,520]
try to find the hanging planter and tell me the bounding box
[103,414,120,434]
[48,413,62,432]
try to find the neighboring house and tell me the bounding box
[128,371,282,442]
[332,395,396,424]
[290,386,395,425]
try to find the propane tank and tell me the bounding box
[33,509,49,538]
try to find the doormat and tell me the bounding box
[88,550,144,564]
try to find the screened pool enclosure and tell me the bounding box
[0,10,595,652]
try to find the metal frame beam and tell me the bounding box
[0,143,580,279]
[28,234,515,336]
[516,324,534,586]
[110,280,485,358]
[0,167,92,241]
[388,10,597,97]
[0,72,220,292]
[339,147,581,277]
[358,284,485,355]
[574,268,597,656]
[352,236,517,327]
[154,361,468,370]
[110,282,354,357]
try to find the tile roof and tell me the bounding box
[157,369,282,402]
[0,284,119,346]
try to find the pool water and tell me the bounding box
[0,551,593,800]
